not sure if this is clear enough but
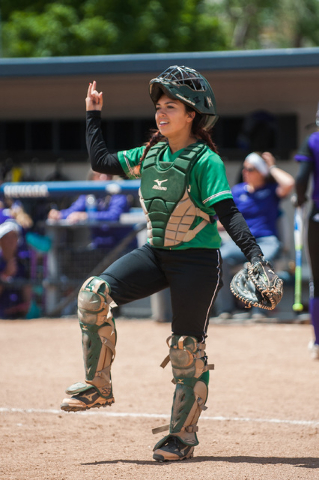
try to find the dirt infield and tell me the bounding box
[0,317,318,480]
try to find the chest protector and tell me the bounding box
[139,142,211,248]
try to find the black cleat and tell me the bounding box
[60,387,114,412]
[153,436,194,462]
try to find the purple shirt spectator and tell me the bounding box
[0,251,29,319]
[231,182,280,238]
[0,220,31,319]
[59,194,135,248]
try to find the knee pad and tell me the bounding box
[77,276,117,399]
[153,335,214,449]
[78,276,115,326]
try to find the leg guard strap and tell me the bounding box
[160,335,214,372]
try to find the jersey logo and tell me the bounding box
[152,179,168,191]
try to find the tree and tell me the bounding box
[273,0,319,48]
[1,0,228,57]
[205,0,319,49]
[2,0,319,57]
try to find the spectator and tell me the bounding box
[0,198,33,232]
[0,218,32,320]
[214,151,294,320]
[47,170,134,249]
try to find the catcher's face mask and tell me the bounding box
[149,65,218,130]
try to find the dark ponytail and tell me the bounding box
[189,110,219,154]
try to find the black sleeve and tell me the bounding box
[295,161,313,205]
[296,134,312,157]
[213,198,263,262]
[86,111,125,176]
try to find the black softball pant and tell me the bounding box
[99,243,222,341]
[308,204,319,296]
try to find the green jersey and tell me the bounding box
[118,142,233,250]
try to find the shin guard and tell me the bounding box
[65,276,117,400]
[153,335,214,451]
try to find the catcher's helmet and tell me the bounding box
[149,65,218,130]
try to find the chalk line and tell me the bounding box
[0,407,318,427]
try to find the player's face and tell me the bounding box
[155,94,195,138]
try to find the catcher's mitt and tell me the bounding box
[230,257,283,310]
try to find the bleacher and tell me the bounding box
[0,180,146,318]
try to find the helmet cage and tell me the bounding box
[154,65,208,92]
[149,65,218,130]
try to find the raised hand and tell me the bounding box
[261,151,276,168]
[86,81,103,111]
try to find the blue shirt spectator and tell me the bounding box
[47,171,135,249]
[214,151,294,319]
[58,192,132,248]
[232,182,280,239]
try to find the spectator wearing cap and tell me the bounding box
[214,151,294,320]
[0,219,32,319]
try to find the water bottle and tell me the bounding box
[85,194,97,221]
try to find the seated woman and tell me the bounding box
[0,218,32,320]
[214,151,294,319]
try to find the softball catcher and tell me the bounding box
[61,66,282,461]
